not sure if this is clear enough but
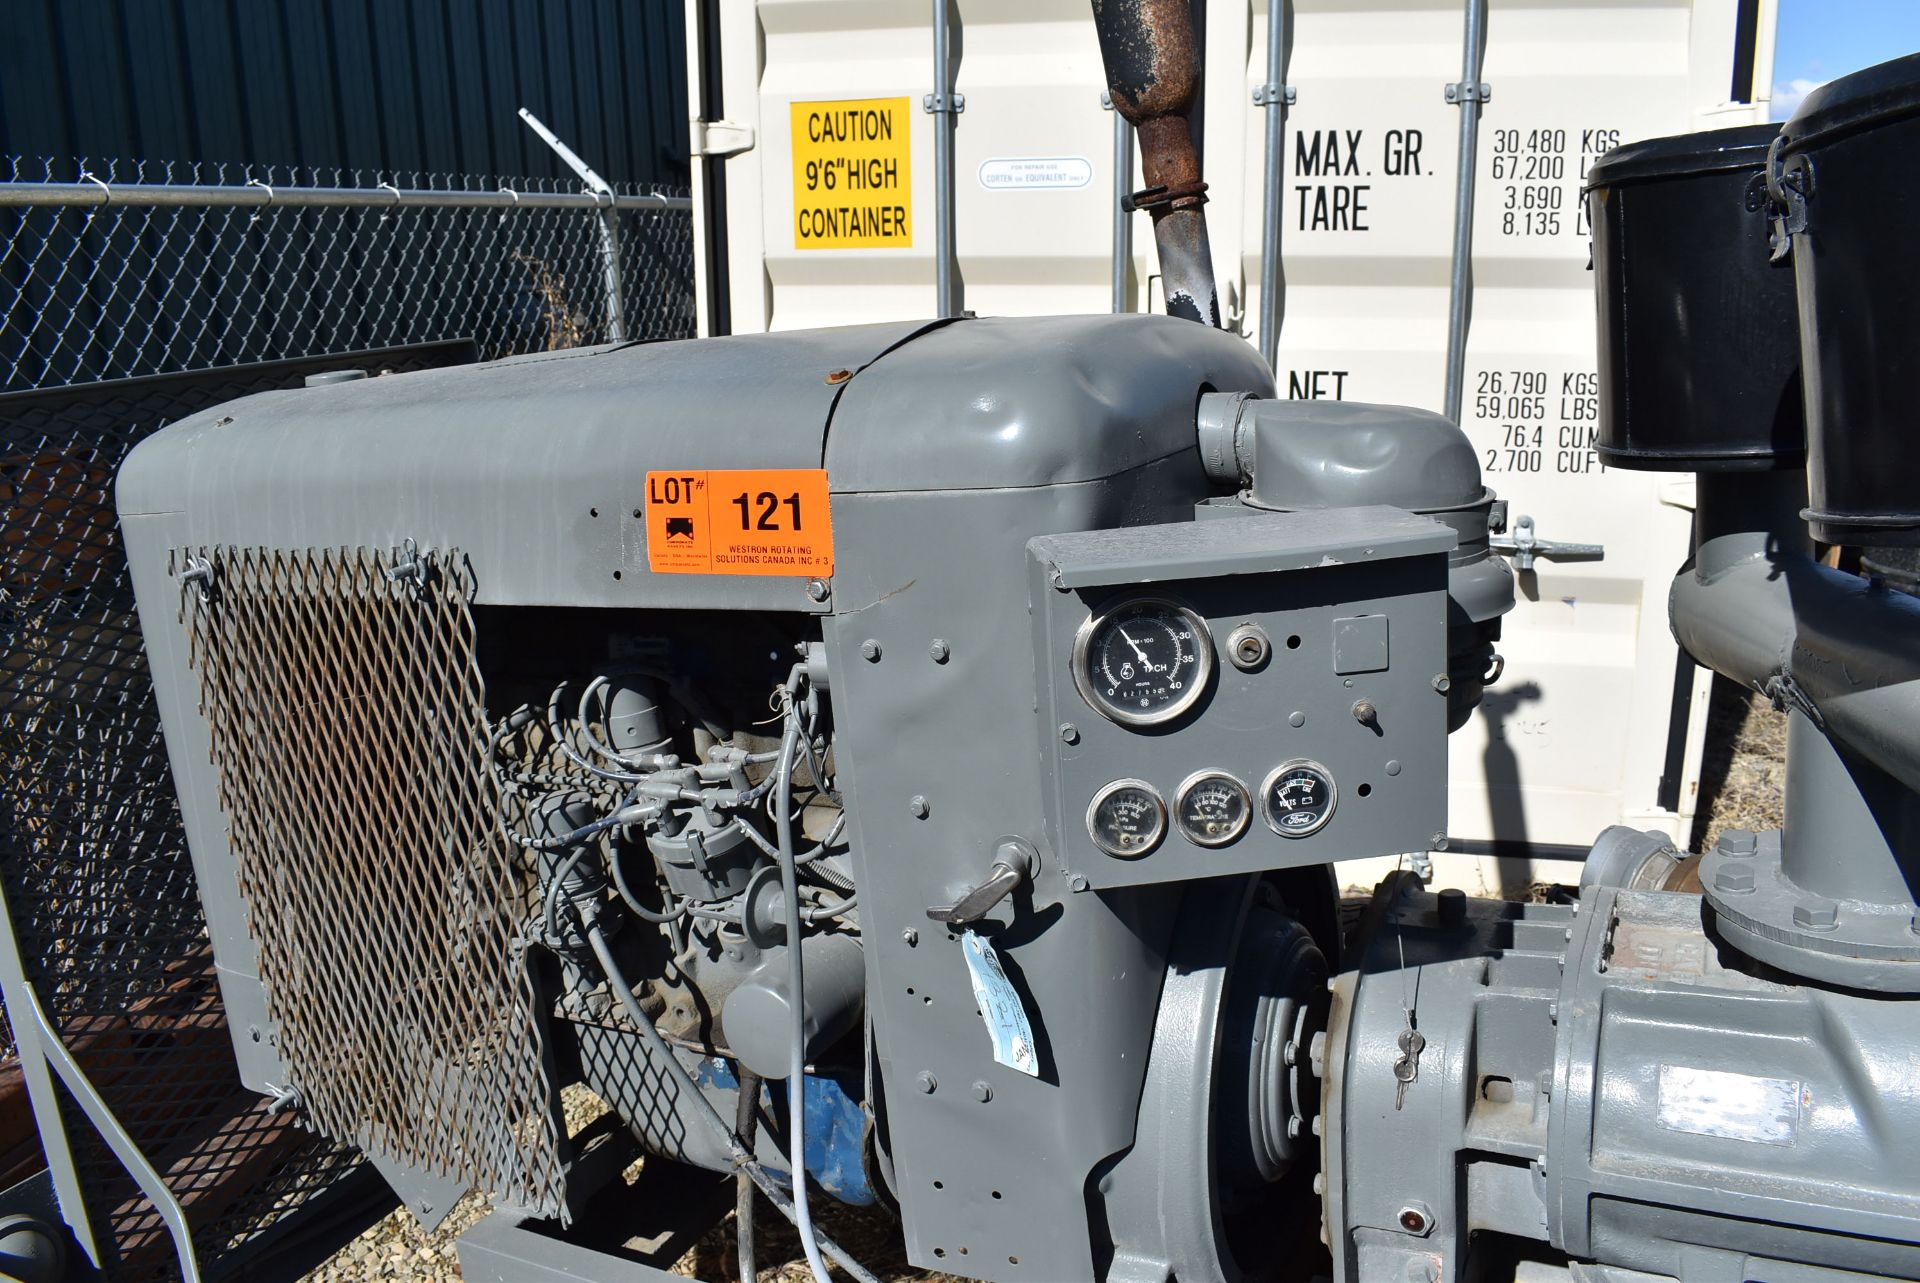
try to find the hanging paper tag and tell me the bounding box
[959,930,1039,1078]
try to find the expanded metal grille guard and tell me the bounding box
[178,545,565,1218]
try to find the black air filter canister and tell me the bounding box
[1776,53,1920,545]
[1586,124,1802,471]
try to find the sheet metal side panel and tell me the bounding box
[822,464,1211,1281]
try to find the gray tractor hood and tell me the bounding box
[117,313,1272,612]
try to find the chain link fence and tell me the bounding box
[1,157,695,391]
[0,157,695,1278]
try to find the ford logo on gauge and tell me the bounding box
[1260,759,1337,838]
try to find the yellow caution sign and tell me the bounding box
[790,97,912,249]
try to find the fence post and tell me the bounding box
[518,109,629,343]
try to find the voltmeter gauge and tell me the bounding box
[1261,760,1338,838]
[1173,771,1252,847]
[1086,779,1168,858]
[1071,597,1215,727]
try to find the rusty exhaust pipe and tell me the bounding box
[1091,0,1220,326]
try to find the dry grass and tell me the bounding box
[1692,677,1788,851]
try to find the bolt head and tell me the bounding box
[825,368,854,385]
[903,928,920,946]
[1718,828,1758,857]
[1059,722,1080,744]
[916,1071,938,1094]
[929,638,951,663]
[1069,874,1091,893]
[1431,674,1452,694]
[1792,898,1839,930]
[1398,1205,1430,1233]
[1714,863,1756,894]
[1288,710,1306,728]
[909,795,930,819]
[860,638,881,661]
[1352,699,1378,724]
[971,1080,993,1103]
[806,578,831,602]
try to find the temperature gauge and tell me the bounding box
[1173,771,1252,847]
[1086,779,1168,858]
[1260,760,1338,838]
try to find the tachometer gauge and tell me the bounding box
[1086,779,1167,858]
[1174,771,1252,847]
[1071,597,1214,727]
[1260,760,1338,838]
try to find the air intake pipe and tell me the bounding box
[1672,472,1920,801]
[1090,0,1221,326]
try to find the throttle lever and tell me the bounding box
[927,837,1040,927]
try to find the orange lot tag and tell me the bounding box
[644,469,835,577]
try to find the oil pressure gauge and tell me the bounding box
[1174,771,1252,847]
[1086,779,1167,858]
[1261,759,1338,838]
[1072,597,1215,727]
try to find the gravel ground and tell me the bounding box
[301,683,1791,1282]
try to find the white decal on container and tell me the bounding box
[978,156,1093,190]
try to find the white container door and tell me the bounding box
[686,0,1776,867]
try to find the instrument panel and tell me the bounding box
[1028,509,1453,890]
